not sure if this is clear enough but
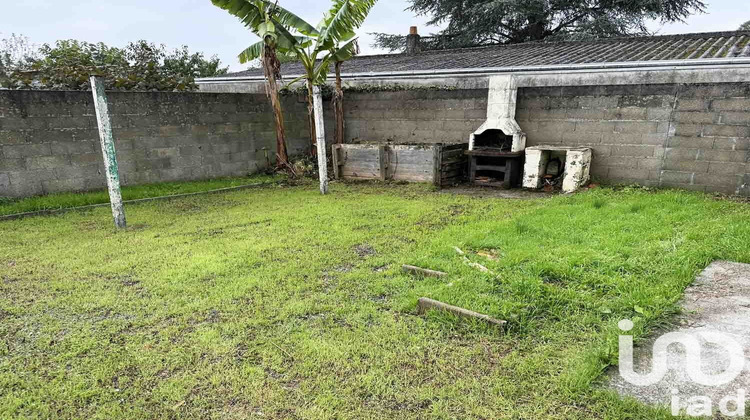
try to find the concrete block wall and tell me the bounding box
[665,84,750,195]
[1,83,748,197]
[0,90,309,197]
[517,83,750,195]
[517,85,674,188]
[342,90,486,144]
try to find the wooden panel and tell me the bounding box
[336,144,383,180]
[387,146,434,182]
[332,144,341,179]
[440,143,468,187]
[335,143,468,186]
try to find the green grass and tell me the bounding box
[0,174,283,216]
[1,182,749,419]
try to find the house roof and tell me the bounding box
[208,31,750,79]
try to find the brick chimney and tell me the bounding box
[406,26,421,55]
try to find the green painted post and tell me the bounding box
[90,76,126,228]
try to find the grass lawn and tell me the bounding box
[0,173,282,217]
[1,181,749,419]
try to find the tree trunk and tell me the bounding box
[306,79,317,156]
[262,45,289,168]
[332,61,345,144]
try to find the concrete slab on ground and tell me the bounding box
[607,261,750,413]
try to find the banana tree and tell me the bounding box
[284,0,377,153]
[211,0,317,170]
[321,0,376,145]
[330,40,359,145]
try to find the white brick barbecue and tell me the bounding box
[523,146,592,193]
[468,75,526,152]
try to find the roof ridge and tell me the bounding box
[208,30,750,79]
[369,30,750,58]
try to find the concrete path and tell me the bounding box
[607,261,750,414]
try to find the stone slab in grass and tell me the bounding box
[607,261,750,415]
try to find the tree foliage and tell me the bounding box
[0,34,40,89]
[0,36,228,91]
[373,0,706,52]
[740,20,750,31]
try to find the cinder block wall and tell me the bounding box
[342,90,486,144]
[517,83,749,195]
[2,84,748,197]
[0,91,309,197]
[342,84,748,195]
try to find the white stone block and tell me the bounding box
[562,149,592,193]
[523,149,548,189]
[523,146,592,193]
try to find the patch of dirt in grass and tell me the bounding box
[170,220,273,239]
[76,220,102,230]
[120,276,140,287]
[541,274,567,285]
[476,249,501,261]
[222,399,265,419]
[448,204,465,216]
[334,263,353,273]
[170,201,204,213]
[372,264,389,272]
[124,223,149,231]
[353,243,376,258]
[234,343,250,362]
[1,275,20,284]
[206,309,221,323]
[370,294,388,303]
[442,185,551,199]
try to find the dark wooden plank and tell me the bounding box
[465,150,524,157]
[379,145,387,181]
[332,144,341,180]
[433,144,442,187]
[475,164,507,172]
[441,149,467,160]
[441,161,466,171]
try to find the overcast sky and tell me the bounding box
[1,0,749,72]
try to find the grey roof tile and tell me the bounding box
[213,30,750,78]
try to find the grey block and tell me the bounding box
[711,98,747,112]
[702,125,750,138]
[660,170,694,184]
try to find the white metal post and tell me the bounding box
[313,85,328,195]
[90,76,127,228]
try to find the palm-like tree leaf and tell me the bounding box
[212,0,263,31]
[313,56,332,84]
[270,19,308,52]
[271,3,319,36]
[238,40,265,64]
[317,0,377,51]
[212,0,318,37]
[329,38,359,62]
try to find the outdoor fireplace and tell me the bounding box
[472,129,514,151]
[466,75,527,188]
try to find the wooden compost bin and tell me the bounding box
[332,143,468,187]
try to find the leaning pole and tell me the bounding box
[313,85,329,195]
[90,76,127,228]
